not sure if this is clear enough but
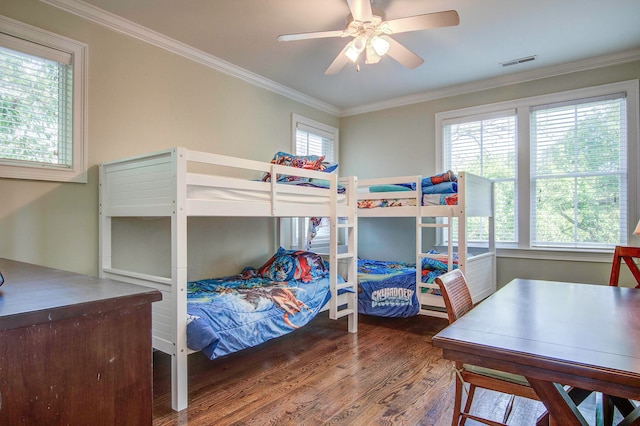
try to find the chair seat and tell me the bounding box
[463,364,530,387]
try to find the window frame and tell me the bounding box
[436,80,639,261]
[289,114,339,251]
[0,15,88,183]
[290,114,339,163]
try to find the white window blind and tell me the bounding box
[0,44,73,167]
[295,122,336,162]
[438,81,637,254]
[443,112,517,244]
[0,16,87,183]
[530,94,628,248]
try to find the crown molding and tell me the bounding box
[341,48,640,116]
[39,0,341,116]
[37,0,640,119]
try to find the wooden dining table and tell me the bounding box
[432,279,640,426]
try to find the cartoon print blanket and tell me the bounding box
[187,267,335,359]
[357,251,458,318]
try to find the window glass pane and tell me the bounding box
[440,83,635,252]
[444,114,517,245]
[494,180,517,242]
[0,45,73,168]
[530,95,627,248]
[296,130,334,162]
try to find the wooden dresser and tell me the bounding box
[0,258,162,425]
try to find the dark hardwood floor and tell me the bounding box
[152,313,605,425]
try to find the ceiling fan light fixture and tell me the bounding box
[365,44,381,64]
[280,1,460,75]
[345,41,361,62]
[344,34,367,62]
[371,35,390,56]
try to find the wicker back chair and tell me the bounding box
[435,270,540,425]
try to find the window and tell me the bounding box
[530,95,627,249]
[443,111,517,244]
[0,16,87,182]
[290,114,339,251]
[437,81,638,255]
[293,114,337,162]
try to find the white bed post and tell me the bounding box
[345,176,358,333]
[457,172,467,274]
[328,175,358,332]
[329,172,339,321]
[415,175,422,303]
[98,164,111,276]
[172,148,189,411]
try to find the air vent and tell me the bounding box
[500,55,537,67]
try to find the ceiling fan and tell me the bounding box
[277,0,459,75]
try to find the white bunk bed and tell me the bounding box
[357,171,495,318]
[98,147,358,411]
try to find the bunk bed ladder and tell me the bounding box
[416,208,454,318]
[328,176,358,333]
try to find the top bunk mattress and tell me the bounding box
[188,181,348,205]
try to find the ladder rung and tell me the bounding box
[418,252,453,259]
[336,252,354,260]
[419,283,438,290]
[334,308,355,318]
[419,223,449,228]
[335,281,355,291]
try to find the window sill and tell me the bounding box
[496,247,613,263]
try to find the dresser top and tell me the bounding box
[0,258,162,331]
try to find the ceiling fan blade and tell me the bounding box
[385,10,460,34]
[278,30,346,42]
[347,0,373,22]
[325,44,352,75]
[385,37,424,69]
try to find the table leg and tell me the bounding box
[617,405,640,426]
[612,397,638,418]
[536,388,592,426]
[603,396,640,426]
[526,378,589,426]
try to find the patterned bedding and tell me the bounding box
[357,251,458,317]
[358,171,458,208]
[358,193,458,208]
[186,248,339,359]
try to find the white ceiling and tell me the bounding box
[52,0,640,113]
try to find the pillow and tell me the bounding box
[421,170,457,187]
[422,181,457,194]
[319,161,339,173]
[257,247,329,282]
[261,151,325,183]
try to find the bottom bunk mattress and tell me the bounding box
[357,251,457,318]
[186,248,340,359]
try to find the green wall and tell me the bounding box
[340,61,640,288]
[0,0,338,279]
[1,0,639,288]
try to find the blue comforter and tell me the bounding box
[357,259,420,318]
[357,252,458,318]
[187,269,336,359]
